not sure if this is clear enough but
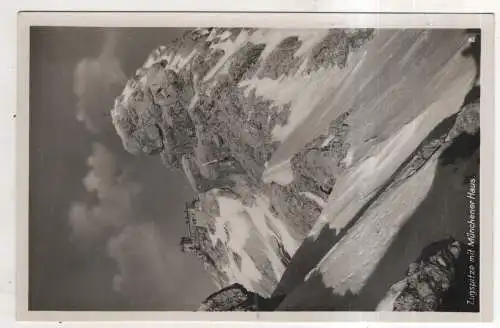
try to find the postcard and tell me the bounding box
[16,12,494,322]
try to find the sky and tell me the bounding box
[29,27,216,311]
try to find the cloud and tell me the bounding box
[73,30,127,133]
[106,222,180,307]
[67,143,196,309]
[68,142,214,308]
[68,31,213,307]
[68,142,141,247]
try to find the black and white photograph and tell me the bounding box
[18,12,493,320]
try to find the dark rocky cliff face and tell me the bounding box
[111,28,480,311]
[377,235,478,312]
[198,283,285,311]
[381,239,464,311]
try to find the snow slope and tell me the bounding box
[190,189,299,297]
[276,62,478,310]
[111,27,479,308]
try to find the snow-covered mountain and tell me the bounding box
[111,27,480,310]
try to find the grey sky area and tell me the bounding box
[29,27,216,311]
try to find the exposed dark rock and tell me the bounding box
[380,238,464,311]
[232,252,243,270]
[229,43,266,82]
[307,29,374,73]
[198,283,285,311]
[192,49,225,80]
[290,109,352,200]
[447,101,480,141]
[266,182,322,239]
[258,36,303,79]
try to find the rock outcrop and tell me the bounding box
[376,239,464,311]
[198,283,285,311]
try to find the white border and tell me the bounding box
[14,11,495,325]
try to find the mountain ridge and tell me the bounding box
[111,27,480,311]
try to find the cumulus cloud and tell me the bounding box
[68,142,141,247]
[68,31,212,308]
[67,29,208,308]
[67,143,195,308]
[106,222,181,307]
[73,30,127,133]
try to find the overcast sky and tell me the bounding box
[29,27,216,311]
